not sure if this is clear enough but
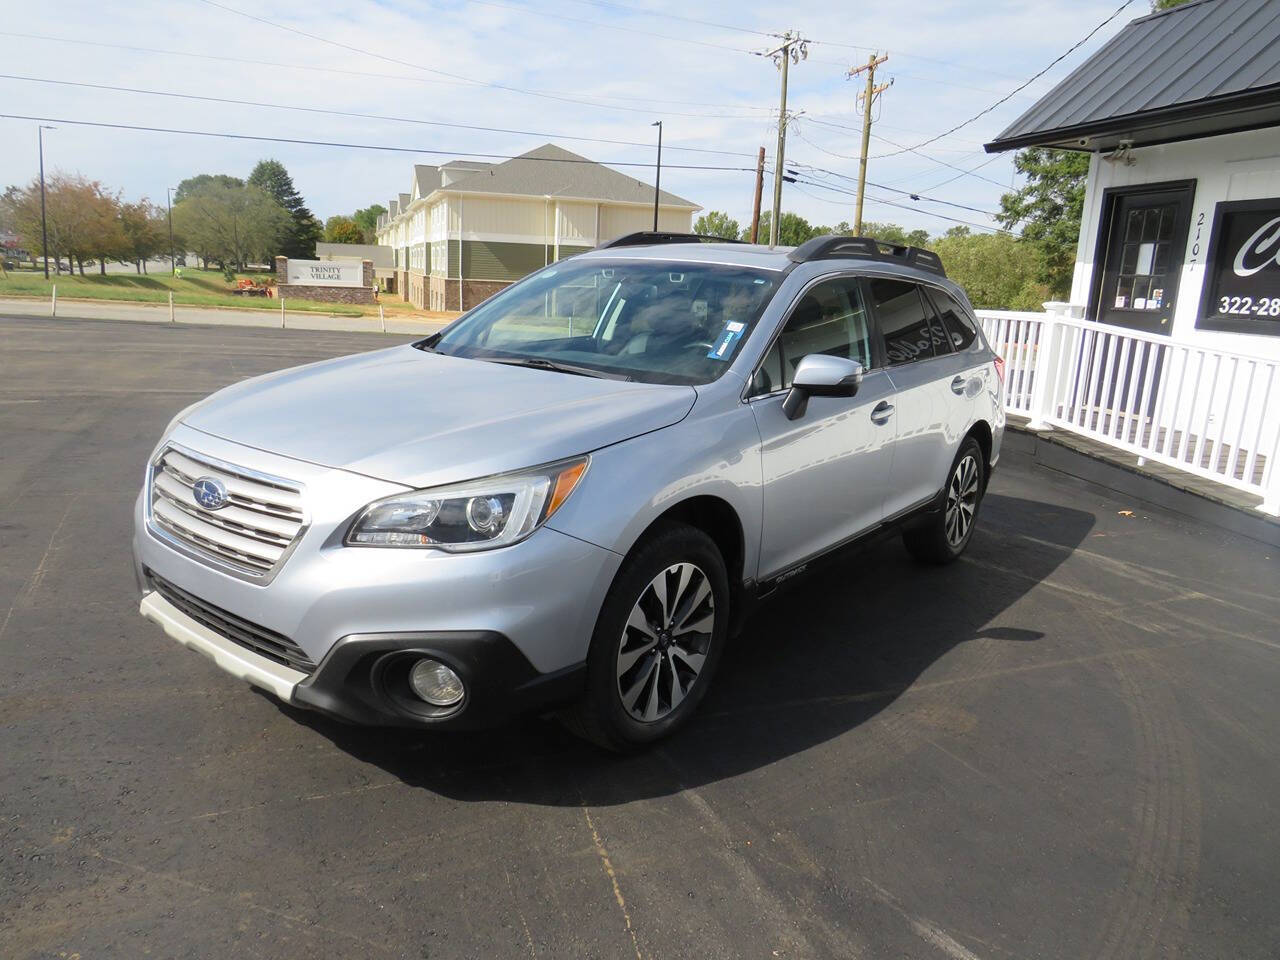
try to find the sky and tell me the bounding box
[0,0,1142,238]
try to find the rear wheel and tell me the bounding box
[566,522,728,751]
[903,437,985,564]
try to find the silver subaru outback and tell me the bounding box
[133,234,1005,749]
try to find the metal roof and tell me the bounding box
[443,143,699,208]
[986,0,1280,153]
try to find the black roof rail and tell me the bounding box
[786,234,947,278]
[597,231,746,249]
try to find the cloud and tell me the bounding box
[0,0,1130,236]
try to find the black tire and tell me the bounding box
[903,437,986,565]
[565,521,729,751]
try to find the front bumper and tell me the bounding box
[140,589,586,728]
[133,426,622,728]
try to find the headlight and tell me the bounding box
[346,457,588,551]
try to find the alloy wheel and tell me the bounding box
[945,454,980,547]
[615,562,715,723]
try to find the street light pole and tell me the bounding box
[651,120,662,232]
[37,125,55,279]
[166,187,175,275]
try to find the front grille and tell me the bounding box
[146,569,317,674]
[148,445,305,579]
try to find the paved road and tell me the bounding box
[0,296,451,336]
[2,315,1278,959]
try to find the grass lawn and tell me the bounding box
[0,267,375,317]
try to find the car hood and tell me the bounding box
[182,345,696,488]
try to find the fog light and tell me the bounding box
[409,658,465,707]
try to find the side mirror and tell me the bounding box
[782,355,864,420]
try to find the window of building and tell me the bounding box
[869,278,941,365]
[1197,197,1280,337]
[752,276,872,396]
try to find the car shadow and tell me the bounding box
[272,493,1093,805]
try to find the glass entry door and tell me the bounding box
[1094,183,1194,335]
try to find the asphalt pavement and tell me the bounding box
[2,315,1278,959]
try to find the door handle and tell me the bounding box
[870,401,894,424]
[951,375,968,395]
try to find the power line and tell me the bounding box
[787,160,1002,216]
[874,0,1138,156]
[468,0,764,56]
[0,113,763,172]
[792,123,1010,190]
[555,0,778,39]
[800,115,985,152]
[0,30,777,116]
[0,73,761,159]
[907,155,1005,193]
[192,0,775,121]
[789,177,1015,235]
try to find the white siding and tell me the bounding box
[557,201,597,244]
[599,205,692,242]
[1072,126,1280,364]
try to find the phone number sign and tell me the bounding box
[1198,198,1280,335]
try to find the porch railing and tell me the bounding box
[975,304,1280,516]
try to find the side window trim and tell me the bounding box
[743,271,875,401]
[919,285,954,357]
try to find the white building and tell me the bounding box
[984,0,1280,511]
[375,143,700,311]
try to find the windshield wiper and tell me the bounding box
[485,356,631,381]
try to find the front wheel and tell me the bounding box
[902,437,985,564]
[565,522,728,751]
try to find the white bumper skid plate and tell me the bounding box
[139,591,307,703]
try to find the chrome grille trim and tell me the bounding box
[145,569,317,674]
[146,442,308,582]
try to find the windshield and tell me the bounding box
[426,259,780,385]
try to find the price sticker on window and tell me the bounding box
[707,321,746,361]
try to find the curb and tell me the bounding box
[1004,425,1280,549]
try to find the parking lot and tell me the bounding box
[2,314,1278,959]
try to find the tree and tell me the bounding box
[694,210,741,240]
[352,204,387,244]
[741,211,820,246]
[858,221,932,248]
[932,230,1048,311]
[248,159,322,259]
[174,174,243,205]
[172,181,291,271]
[118,200,168,273]
[324,215,365,245]
[997,147,1090,299]
[1152,0,1193,9]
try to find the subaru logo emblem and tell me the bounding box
[192,476,229,511]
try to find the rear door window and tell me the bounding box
[868,278,940,365]
[929,289,979,351]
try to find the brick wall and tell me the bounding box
[462,279,509,310]
[273,257,377,305]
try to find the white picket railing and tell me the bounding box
[976,306,1280,516]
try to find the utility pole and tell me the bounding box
[763,32,808,247]
[651,120,662,231]
[848,53,890,235]
[166,186,176,275]
[750,146,765,243]
[37,125,55,279]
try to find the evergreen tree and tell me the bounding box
[248,159,322,259]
